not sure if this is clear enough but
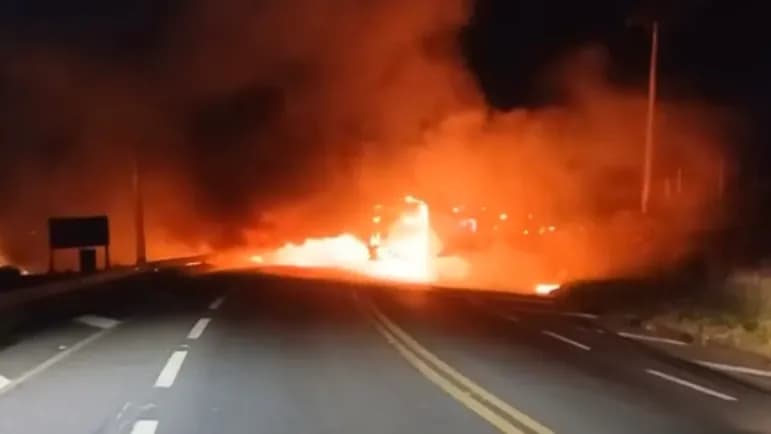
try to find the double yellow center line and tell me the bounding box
[357,293,554,434]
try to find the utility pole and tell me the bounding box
[641,21,659,214]
[133,151,147,265]
[717,156,725,199]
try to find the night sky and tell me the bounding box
[467,1,770,108]
[1,1,768,108]
[463,1,771,188]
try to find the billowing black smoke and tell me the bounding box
[0,0,475,268]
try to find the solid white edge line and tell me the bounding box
[130,420,159,434]
[695,360,771,378]
[187,318,211,340]
[645,369,738,401]
[154,350,188,388]
[75,314,120,329]
[209,296,225,310]
[542,330,591,351]
[617,331,688,346]
[0,327,114,396]
[0,375,10,390]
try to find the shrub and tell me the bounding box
[722,270,771,321]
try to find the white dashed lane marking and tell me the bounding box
[645,369,738,401]
[187,318,211,340]
[209,296,225,310]
[75,315,121,329]
[0,375,10,391]
[542,330,591,351]
[155,350,188,388]
[130,420,159,434]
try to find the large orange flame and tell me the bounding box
[256,195,469,284]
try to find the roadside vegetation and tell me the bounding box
[560,264,771,359]
[646,270,771,358]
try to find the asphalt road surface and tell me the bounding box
[0,271,770,434]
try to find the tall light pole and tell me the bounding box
[133,151,147,265]
[641,21,659,214]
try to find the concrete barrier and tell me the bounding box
[0,255,208,344]
[0,255,208,311]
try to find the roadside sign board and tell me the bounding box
[48,216,110,249]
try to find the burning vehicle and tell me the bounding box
[245,193,566,295]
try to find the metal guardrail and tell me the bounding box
[0,255,208,310]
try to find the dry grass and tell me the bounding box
[721,271,771,320]
[647,269,771,358]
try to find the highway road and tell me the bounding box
[0,271,770,434]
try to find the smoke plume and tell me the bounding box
[0,0,729,284]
